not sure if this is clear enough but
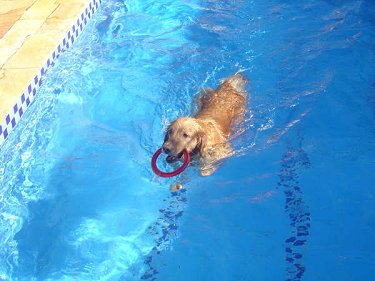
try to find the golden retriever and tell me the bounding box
[162,73,248,176]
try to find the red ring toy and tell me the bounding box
[151,148,190,178]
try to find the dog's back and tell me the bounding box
[222,73,247,98]
[195,74,248,136]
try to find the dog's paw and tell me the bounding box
[200,166,216,177]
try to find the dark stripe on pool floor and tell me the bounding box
[278,141,311,281]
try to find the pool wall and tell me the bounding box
[0,0,102,148]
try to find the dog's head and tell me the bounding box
[162,117,206,163]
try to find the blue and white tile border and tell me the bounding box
[0,0,102,148]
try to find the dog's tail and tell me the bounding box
[225,73,248,97]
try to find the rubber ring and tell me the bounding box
[151,148,190,178]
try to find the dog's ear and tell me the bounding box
[196,131,207,154]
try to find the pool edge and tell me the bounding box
[0,0,102,148]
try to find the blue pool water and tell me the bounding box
[1,0,375,280]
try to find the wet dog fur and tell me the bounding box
[162,73,248,176]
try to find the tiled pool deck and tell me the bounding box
[0,0,99,146]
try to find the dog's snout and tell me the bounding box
[162,145,171,154]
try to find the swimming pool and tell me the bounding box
[1,0,375,280]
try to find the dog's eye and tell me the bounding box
[183,133,189,138]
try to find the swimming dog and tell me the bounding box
[162,73,248,176]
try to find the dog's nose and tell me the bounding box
[163,146,171,154]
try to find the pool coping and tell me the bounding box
[0,0,102,148]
